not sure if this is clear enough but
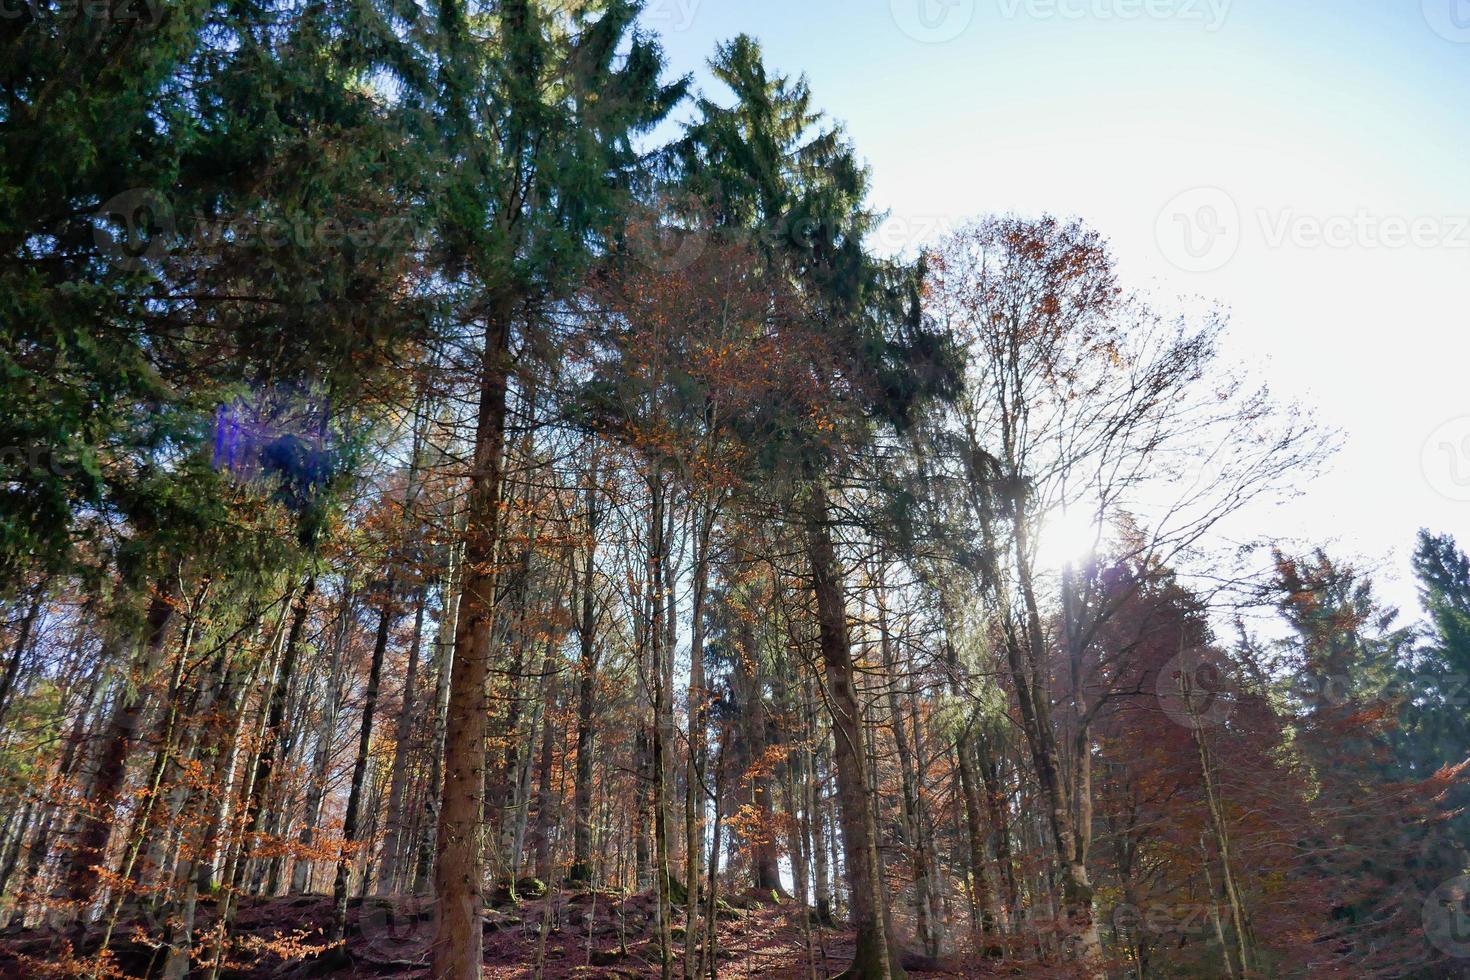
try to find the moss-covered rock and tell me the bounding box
[515,876,548,898]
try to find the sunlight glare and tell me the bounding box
[1036,506,1103,572]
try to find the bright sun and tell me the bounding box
[1035,506,1105,572]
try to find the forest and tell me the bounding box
[2,1,1468,977]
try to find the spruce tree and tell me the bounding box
[420,3,683,975]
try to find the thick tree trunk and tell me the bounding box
[432,310,512,980]
[805,676,833,925]
[805,485,905,980]
[976,735,1019,924]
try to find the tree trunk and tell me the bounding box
[378,585,427,895]
[530,639,560,884]
[956,727,1002,949]
[805,485,905,980]
[161,616,249,979]
[332,573,397,940]
[65,577,179,909]
[683,504,714,980]
[416,535,463,894]
[243,574,316,895]
[432,308,512,980]
[874,573,937,956]
[736,617,784,896]
[648,476,674,980]
[0,583,45,727]
[805,676,833,925]
[292,588,355,895]
[568,475,601,887]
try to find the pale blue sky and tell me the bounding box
[638,0,1470,618]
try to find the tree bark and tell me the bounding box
[292,587,355,895]
[0,583,45,727]
[648,476,675,980]
[432,308,512,980]
[378,585,427,895]
[333,572,397,939]
[683,503,714,980]
[568,471,601,887]
[805,485,905,980]
[65,576,179,909]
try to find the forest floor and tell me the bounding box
[0,887,1017,978]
